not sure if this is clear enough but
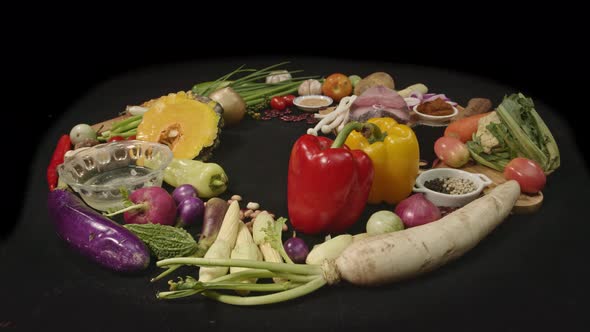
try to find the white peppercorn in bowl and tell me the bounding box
[413,168,493,207]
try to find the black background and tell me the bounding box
[3,14,588,331]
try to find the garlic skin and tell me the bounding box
[265,70,292,84]
[298,79,322,96]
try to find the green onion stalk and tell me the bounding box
[155,257,339,305]
[98,115,143,142]
[192,62,319,112]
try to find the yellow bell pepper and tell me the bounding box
[344,117,419,204]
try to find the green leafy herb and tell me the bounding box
[467,93,560,173]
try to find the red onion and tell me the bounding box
[284,236,309,263]
[404,97,421,107]
[404,92,458,110]
[176,196,205,227]
[394,194,441,227]
[172,184,198,205]
[410,91,424,100]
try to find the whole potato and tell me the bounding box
[354,72,395,96]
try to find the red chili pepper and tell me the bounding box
[287,122,377,234]
[108,136,125,142]
[47,134,71,190]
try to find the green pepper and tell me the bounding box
[164,159,228,198]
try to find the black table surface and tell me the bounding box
[2,57,589,331]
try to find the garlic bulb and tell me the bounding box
[265,70,292,84]
[298,79,322,96]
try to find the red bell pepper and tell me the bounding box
[287,122,380,234]
[47,134,71,190]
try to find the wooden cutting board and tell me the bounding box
[435,161,543,214]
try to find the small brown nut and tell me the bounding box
[246,202,260,210]
[251,210,260,218]
[239,210,245,219]
[244,210,253,218]
[231,195,242,201]
[245,220,254,231]
[282,223,288,232]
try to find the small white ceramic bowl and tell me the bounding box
[413,103,458,123]
[413,168,493,207]
[293,95,333,112]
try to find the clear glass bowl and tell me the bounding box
[58,140,173,211]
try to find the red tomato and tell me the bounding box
[282,95,296,107]
[504,157,546,193]
[108,136,125,142]
[321,73,352,102]
[127,135,136,140]
[270,97,287,110]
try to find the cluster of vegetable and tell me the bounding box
[192,62,317,123]
[467,93,560,174]
[45,62,563,308]
[433,93,559,194]
[153,181,520,304]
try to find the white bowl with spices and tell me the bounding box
[413,168,493,207]
[293,95,333,112]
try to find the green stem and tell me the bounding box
[111,115,143,131]
[151,249,208,282]
[103,202,148,217]
[158,281,302,300]
[156,257,323,276]
[210,270,276,283]
[201,277,327,305]
[209,174,227,191]
[205,281,301,292]
[118,129,137,138]
[331,122,386,148]
[111,119,142,134]
[151,265,180,282]
[241,83,300,102]
[211,179,225,188]
[275,273,319,283]
[157,289,201,299]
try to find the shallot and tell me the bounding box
[394,193,441,227]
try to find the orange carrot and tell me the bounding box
[444,112,491,143]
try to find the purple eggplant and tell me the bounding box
[47,189,150,272]
[195,197,228,256]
